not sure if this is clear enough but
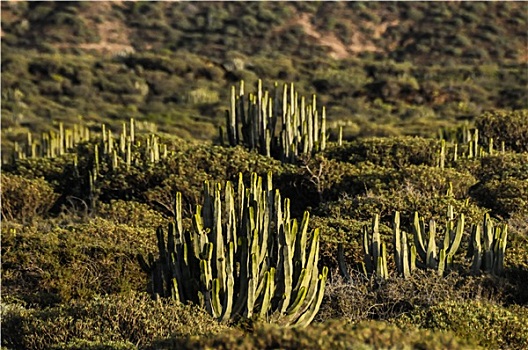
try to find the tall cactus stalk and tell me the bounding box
[393,211,412,278]
[468,224,482,275]
[138,172,327,327]
[361,214,388,279]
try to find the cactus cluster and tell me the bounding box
[409,206,465,276]
[138,172,328,327]
[341,207,508,279]
[8,118,172,208]
[6,118,162,165]
[10,122,91,162]
[91,118,168,173]
[223,79,327,162]
[87,119,170,208]
[468,213,508,275]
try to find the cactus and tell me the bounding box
[5,117,170,169]
[470,213,508,275]
[437,125,500,163]
[223,79,328,162]
[410,208,465,274]
[337,241,351,283]
[341,208,502,281]
[138,172,327,327]
[393,211,412,278]
[361,214,388,279]
[443,207,465,270]
[468,224,482,275]
[439,139,446,169]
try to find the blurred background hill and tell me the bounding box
[2,1,527,149]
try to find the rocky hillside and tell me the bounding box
[1,1,527,151]
[3,2,526,62]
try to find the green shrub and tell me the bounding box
[293,154,385,204]
[95,200,167,228]
[476,153,528,182]
[142,145,290,213]
[398,300,528,349]
[397,165,477,199]
[1,292,226,350]
[476,110,528,152]
[468,153,528,217]
[1,218,156,306]
[316,175,485,226]
[325,137,442,168]
[50,340,136,350]
[290,154,464,208]
[308,216,368,268]
[156,318,479,349]
[2,154,86,201]
[1,174,59,222]
[470,178,528,217]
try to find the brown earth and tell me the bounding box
[54,1,135,56]
[274,13,397,59]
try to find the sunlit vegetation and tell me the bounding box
[1,2,527,349]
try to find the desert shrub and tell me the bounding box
[2,153,87,200]
[319,271,519,324]
[251,55,298,80]
[316,166,485,225]
[475,153,528,182]
[294,154,383,203]
[143,145,291,214]
[398,300,528,349]
[470,178,528,217]
[365,75,421,104]
[309,216,381,270]
[50,339,136,350]
[95,200,167,228]
[317,163,477,202]
[325,137,442,167]
[1,292,226,350]
[94,164,168,207]
[476,110,528,152]
[397,165,477,198]
[346,192,485,225]
[503,214,528,304]
[156,318,478,350]
[1,173,59,222]
[1,218,156,306]
[291,154,406,207]
[468,153,528,217]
